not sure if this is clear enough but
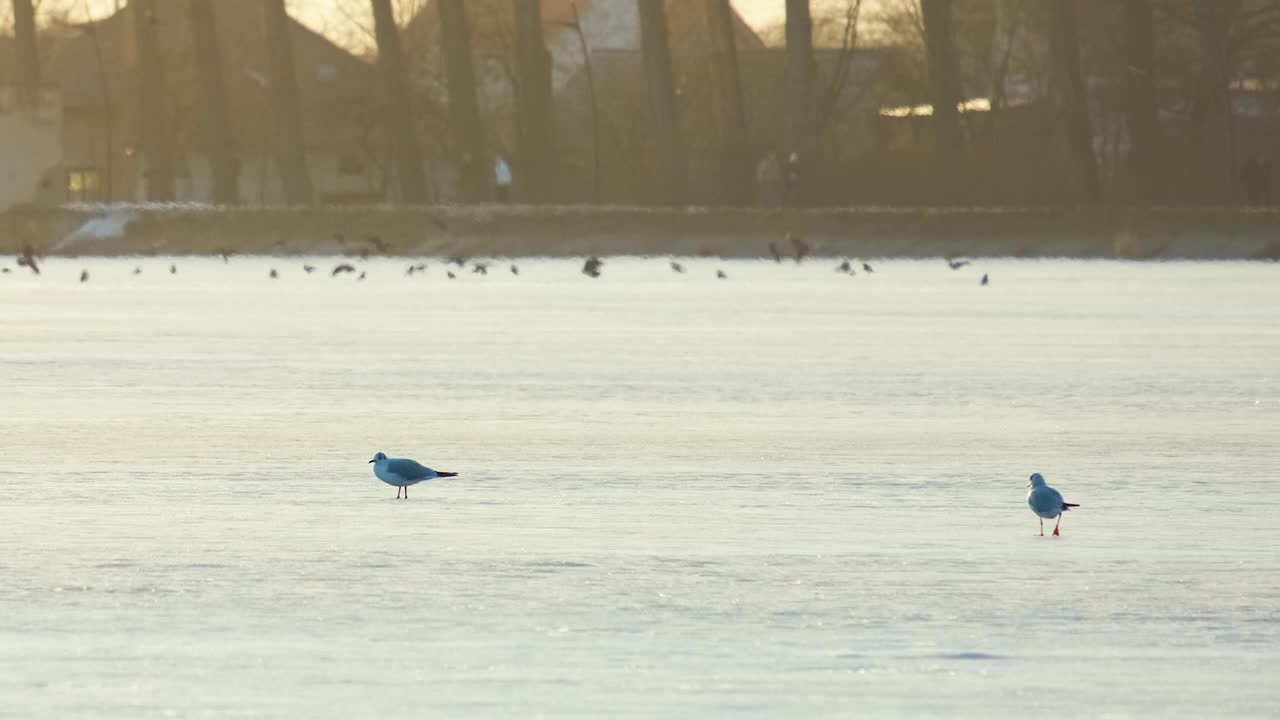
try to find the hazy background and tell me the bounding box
[4,0,1276,211]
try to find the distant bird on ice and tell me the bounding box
[303,264,316,274]
[332,263,356,277]
[670,260,685,274]
[357,271,367,281]
[510,264,520,276]
[716,269,728,279]
[981,273,989,286]
[79,270,89,283]
[788,233,809,263]
[169,263,178,275]
[583,256,603,278]
[767,241,782,263]
[947,258,971,270]
[18,243,40,275]
[133,267,143,275]
[1027,473,1080,537]
[447,271,456,279]
[472,262,490,275]
[862,262,874,273]
[269,268,279,279]
[370,451,458,499]
[836,259,852,274]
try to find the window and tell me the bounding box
[338,155,366,177]
[67,168,102,202]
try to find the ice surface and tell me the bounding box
[1,258,1277,718]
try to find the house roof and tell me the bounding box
[403,0,764,55]
[41,1,376,150]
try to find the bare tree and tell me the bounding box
[638,0,686,205]
[12,0,40,107]
[1123,0,1158,203]
[984,0,1023,135]
[131,0,175,201]
[188,0,238,204]
[371,0,428,203]
[74,0,116,199]
[704,0,751,205]
[557,3,600,202]
[1046,0,1099,201]
[920,0,963,153]
[785,0,815,203]
[513,0,557,203]
[814,0,862,139]
[263,0,314,205]
[437,0,489,202]
[1192,0,1235,203]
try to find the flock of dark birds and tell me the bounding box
[4,236,990,285]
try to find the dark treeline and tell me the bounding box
[6,0,1278,208]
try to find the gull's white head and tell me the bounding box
[369,451,387,464]
[1027,473,1046,489]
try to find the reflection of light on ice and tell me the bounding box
[53,206,135,252]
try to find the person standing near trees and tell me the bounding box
[756,152,783,207]
[784,151,804,206]
[494,155,513,203]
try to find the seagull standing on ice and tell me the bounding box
[1027,473,1080,536]
[369,451,457,499]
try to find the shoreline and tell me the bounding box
[4,204,1279,260]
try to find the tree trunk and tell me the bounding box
[263,0,314,205]
[188,0,239,204]
[438,0,489,202]
[1047,1,1100,202]
[704,0,751,205]
[131,0,175,201]
[638,0,686,206]
[784,0,815,204]
[920,0,963,153]
[371,0,428,203]
[86,21,115,199]
[12,0,40,107]
[984,0,1021,139]
[568,6,601,203]
[1123,0,1158,203]
[1192,0,1235,203]
[513,0,557,203]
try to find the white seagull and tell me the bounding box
[369,451,457,499]
[1026,473,1080,536]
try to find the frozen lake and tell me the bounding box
[1,257,1277,718]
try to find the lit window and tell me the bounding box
[67,168,102,201]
